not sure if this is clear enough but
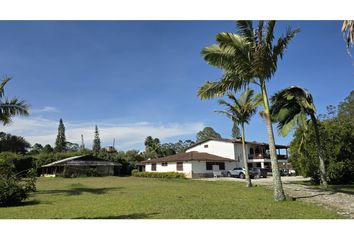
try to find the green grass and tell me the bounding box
[0,177,343,219]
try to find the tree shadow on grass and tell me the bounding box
[37,186,124,196]
[73,212,159,219]
[1,199,43,208]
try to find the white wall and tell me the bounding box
[186,140,236,160]
[145,162,192,177]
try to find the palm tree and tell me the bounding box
[270,86,328,187]
[0,76,29,125]
[215,89,261,187]
[198,20,299,201]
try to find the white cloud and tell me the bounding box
[31,106,60,113]
[2,117,204,151]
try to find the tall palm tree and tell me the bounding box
[198,20,299,201]
[0,76,29,125]
[215,89,261,187]
[270,86,328,187]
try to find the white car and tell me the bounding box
[226,167,255,179]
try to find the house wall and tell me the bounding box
[186,140,236,160]
[145,162,193,178]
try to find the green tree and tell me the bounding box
[42,144,54,153]
[144,136,162,159]
[215,89,262,187]
[198,21,299,201]
[92,125,101,155]
[270,86,328,187]
[0,132,31,153]
[338,90,354,121]
[54,118,66,152]
[196,127,222,142]
[0,77,29,126]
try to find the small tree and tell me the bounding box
[215,89,262,187]
[196,127,222,142]
[0,157,36,207]
[92,125,101,155]
[54,118,66,152]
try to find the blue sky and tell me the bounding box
[0,21,353,151]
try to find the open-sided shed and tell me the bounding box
[40,155,122,177]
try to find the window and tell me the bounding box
[162,162,168,166]
[255,147,260,155]
[206,162,225,170]
[249,148,254,155]
[176,162,183,171]
[151,163,156,171]
[204,144,208,148]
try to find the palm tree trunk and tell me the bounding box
[241,123,252,187]
[260,80,286,201]
[311,115,328,188]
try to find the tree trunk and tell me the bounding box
[241,123,252,187]
[260,80,286,201]
[311,115,328,188]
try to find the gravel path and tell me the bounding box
[198,176,354,218]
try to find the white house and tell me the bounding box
[185,138,289,169]
[141,151,236,178]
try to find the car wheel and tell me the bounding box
[227,172,232,177]
[239,173,245,179]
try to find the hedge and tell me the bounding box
[131,169,185,179]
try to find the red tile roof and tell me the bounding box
[141,151,235,164]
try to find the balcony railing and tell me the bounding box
[248,154,288,160]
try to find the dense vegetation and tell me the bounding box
[289,91,354,184]
[131,169,185,178]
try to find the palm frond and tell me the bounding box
[265,21,276,46]
[0,76,12,98]
[0,98,30,126]
[236,21,254,41]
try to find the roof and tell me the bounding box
[185,138,289,150]
[141,151,235,164]
[41,155,121,167]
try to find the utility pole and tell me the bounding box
[81,134,85,150]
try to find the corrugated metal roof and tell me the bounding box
[41,155,121,167]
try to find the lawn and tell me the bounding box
[0,177,343,219]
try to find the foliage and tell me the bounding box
[54,118,66,152]
[0,76,29,126]
[131,170,185,179]
[342,20,354,55]
[198,21,299,200]
[196,127,222,142]
[270,86,328,186]
[0,156,36,207]
[215,89,262,187]
[42,144,54,153]
[289,92,354,184]
[92,125,101,155]
[161,140,195,154]
[0,132,31,153]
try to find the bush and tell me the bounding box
[0,160,36,207]
[131,170,185,179]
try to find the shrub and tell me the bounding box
[131,170,185,179]
[0,160,36,207]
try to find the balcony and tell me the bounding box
[248,154,288,160]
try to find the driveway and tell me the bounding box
[198,176,354,218]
